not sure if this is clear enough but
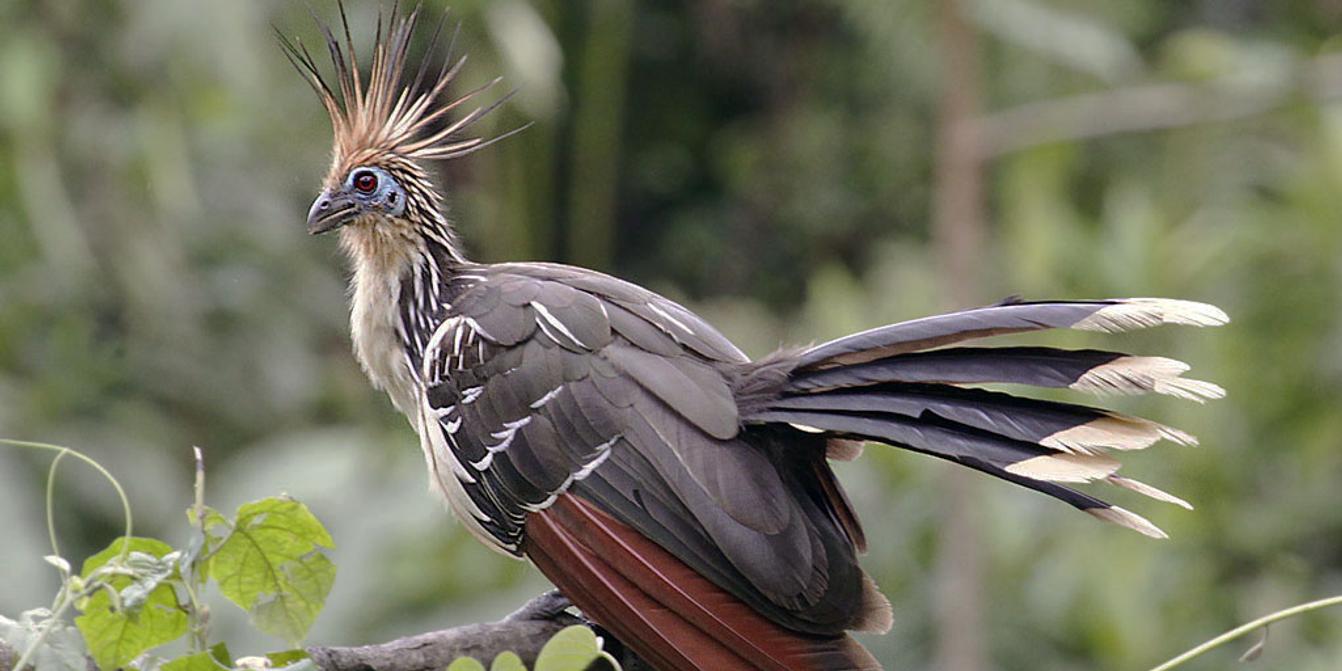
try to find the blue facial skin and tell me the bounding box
[346,166,408,218]
[306,165,408,234]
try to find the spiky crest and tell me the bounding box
[277,1,523,189]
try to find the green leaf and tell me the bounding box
[162,643,231,671]
[119,550,181,610]
[211,642,233,665]
[77,536,173,581]
[447,657,488,671]
[1,610,90,671]
[208,496,335,645]
[162,653,221,671]
[533,625,620,671]
[74,537,189,670]
[490,651,527,671]
[264,648,310,666]
[189,505,231,540]
[184,505,232,582]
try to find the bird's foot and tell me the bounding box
[504,589,576,623]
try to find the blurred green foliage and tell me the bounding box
[1,0,1341,669]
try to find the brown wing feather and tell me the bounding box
[525,494,882,671]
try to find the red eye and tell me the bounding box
[353,170,378,193]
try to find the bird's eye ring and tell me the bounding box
[353,170,378,194]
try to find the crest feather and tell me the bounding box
[277,1,524,178]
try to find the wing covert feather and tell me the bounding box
[418,264,868,636]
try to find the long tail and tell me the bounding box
[743,298,1227,538]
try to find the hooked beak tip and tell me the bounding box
[306,193,357,235]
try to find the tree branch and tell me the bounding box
[1,592,644,671]
[307,591,575,671]
[306,591,647,671]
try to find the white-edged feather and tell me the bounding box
[1071,356,1225,402]
[1040,414,1197,454]
[1086,505,1169,539]
[1106,475,1194,510]
[1073,298,1229,333]
[1004,452,1121,483]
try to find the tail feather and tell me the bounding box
[750,296,1226,539]
[756,296,1229,536]
[749,408,1122,485]
[1106,475,1193,510]
[763,408,1171,539]
[797,298,1227,368]
[990,464,1171,539]
[749,399,1191,535]
[968,455,1169,538]
[789,405,1180,536]
[765,383,1194,454]
[788,347,1224,402]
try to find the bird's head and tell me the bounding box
[308,164,410,235]
[280,4,521,251]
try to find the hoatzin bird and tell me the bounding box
[283,6,1225,670]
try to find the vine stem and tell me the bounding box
[193,446,205,531]
[186,446,210,653]
[1147,594,1342,671]
[1,439,134,547]
[2,438,135,671]
[45,451,68,561]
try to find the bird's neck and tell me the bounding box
[339,216,465,420]
[338,206,467,273]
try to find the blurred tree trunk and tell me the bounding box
[931,1,987,670]
[565,0,635,270]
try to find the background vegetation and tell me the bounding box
[2,0,1340,669]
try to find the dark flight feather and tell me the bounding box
[787,346,1224,402]
[760,382,1194,453]
[797,298,1228,368]
[790,346,1126,391]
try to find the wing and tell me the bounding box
[415,263,881,639]
[417,267,622,554]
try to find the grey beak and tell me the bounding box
[306,191,359,235]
